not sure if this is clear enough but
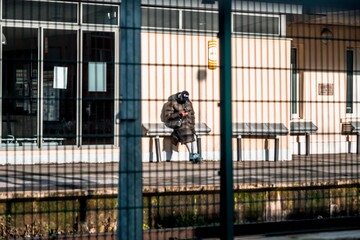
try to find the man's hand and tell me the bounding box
[179,111,189,117]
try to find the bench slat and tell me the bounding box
[290,121,318,135]
[142,123,211,137]
[232,122,288,136]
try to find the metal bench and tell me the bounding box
[142,123,211,162]
[290,121,318,155]
[1,135,16,144]
[233,122,289,161]
[1,137,66,146]
[42,137,66,145]
[341,121,360,154]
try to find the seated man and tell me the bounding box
[161,90,202,163]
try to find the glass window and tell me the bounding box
[142,7,179,29]
[3,0,77,23]
[182,11,218,32]
[291,48,298,115]
[233,14,279,35]
[346,50,354,113]
[83,4,118,25]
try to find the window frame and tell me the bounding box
[140,6,282,37]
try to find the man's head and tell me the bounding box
[177,90,189,103]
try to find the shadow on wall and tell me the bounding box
[197,69,207,82]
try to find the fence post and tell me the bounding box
[118,0,143,239]
[219,0,234,239]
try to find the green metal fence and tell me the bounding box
[0,0,360,239]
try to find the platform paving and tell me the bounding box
[0,154,360,239]
[0,153,359,198]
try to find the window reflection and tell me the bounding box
[2,27,38,141]
[83,4,118,25]
[43,29,77,145]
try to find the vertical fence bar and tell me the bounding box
[219,0,234,239]
[118,0,142,239]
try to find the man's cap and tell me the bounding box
[181,91,189,99]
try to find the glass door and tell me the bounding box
[82,31,115,144]
[2,27,38,142]
[43,29,77,145]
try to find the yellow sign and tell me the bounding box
[208,40,218,70]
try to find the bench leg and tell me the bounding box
[297,136,301,155]
[155,136,161,162]
[265,139,269,161]
[305,133,310,156]
[357,133,360,155]
[149,138,154,162]
[197,136,202,156]
[237,135,242,161]
[274,137,279,162]
[347,135,351,153]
